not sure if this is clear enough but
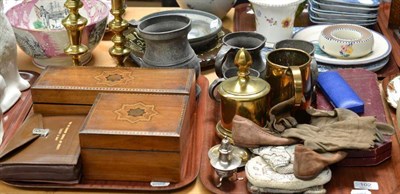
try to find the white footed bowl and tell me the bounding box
[176,0,236,19]
[6,0,108,68]
[318,24,374,59]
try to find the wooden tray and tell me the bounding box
[200,75,400,193]
[2,75,210,192]
[2,71,39,148]
[233,3,399,79]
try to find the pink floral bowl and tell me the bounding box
[6,0,108,68]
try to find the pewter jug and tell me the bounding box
[215,32,266,78]
[130,15,200,77]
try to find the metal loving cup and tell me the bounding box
[266,48,312,109]
[215,31,266,78]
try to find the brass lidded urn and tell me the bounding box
[216,48,271,142]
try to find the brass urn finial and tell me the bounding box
[234,48,252,85]
[234,48,252,77]
[62,0,88,66]
[108,0,130,66]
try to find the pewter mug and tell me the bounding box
[266,48,312,109]
[214,32,266,78]
[130,15,200,77]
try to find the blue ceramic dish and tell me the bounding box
[308,14,377,27]
[314,0,380,7]
[309,2,377,19]
[308,1,377,17]
[310,0,379,14]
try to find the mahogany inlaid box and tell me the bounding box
[31,66,196,115]
[79,93,192,182]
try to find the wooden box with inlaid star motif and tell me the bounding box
[79,92,193,182]
[31,66,196,115]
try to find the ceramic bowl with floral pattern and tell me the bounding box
[6,0,108,68]
[318,24,374,59]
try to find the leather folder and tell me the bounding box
[0,114,85,184]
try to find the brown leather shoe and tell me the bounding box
[294,144,347,180]
[231,115,298,148]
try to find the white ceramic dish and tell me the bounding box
[387,75,400,108]
[309,3,377,20]
[176,0,236,19]
[311,0,379,13]
[293,25,391,65]
[317,55,389,72]
[309,13,377,24]
[318,24,374,59]
[314,0,380,7]
[308,1,378,17]
[309,16,377,27]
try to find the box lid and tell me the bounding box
[80,93,191,152]
[32,66,195,105]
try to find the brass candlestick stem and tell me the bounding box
[109,0,130,66]
[62,0,88,66]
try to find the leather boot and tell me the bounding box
[294,144,347,180]
[232,115,298,148]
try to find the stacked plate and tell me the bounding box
[308,0,380,27]
[292,25,392,72]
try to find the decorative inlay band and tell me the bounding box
[114,102,158,124]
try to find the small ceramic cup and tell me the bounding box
[318,24,374,59]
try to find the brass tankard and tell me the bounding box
[266,48,312,109]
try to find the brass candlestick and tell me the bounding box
[62,0,88,66]
[109,0,130,66]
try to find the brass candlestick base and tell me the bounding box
[109,0,130,66]
[62,0,88,66]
